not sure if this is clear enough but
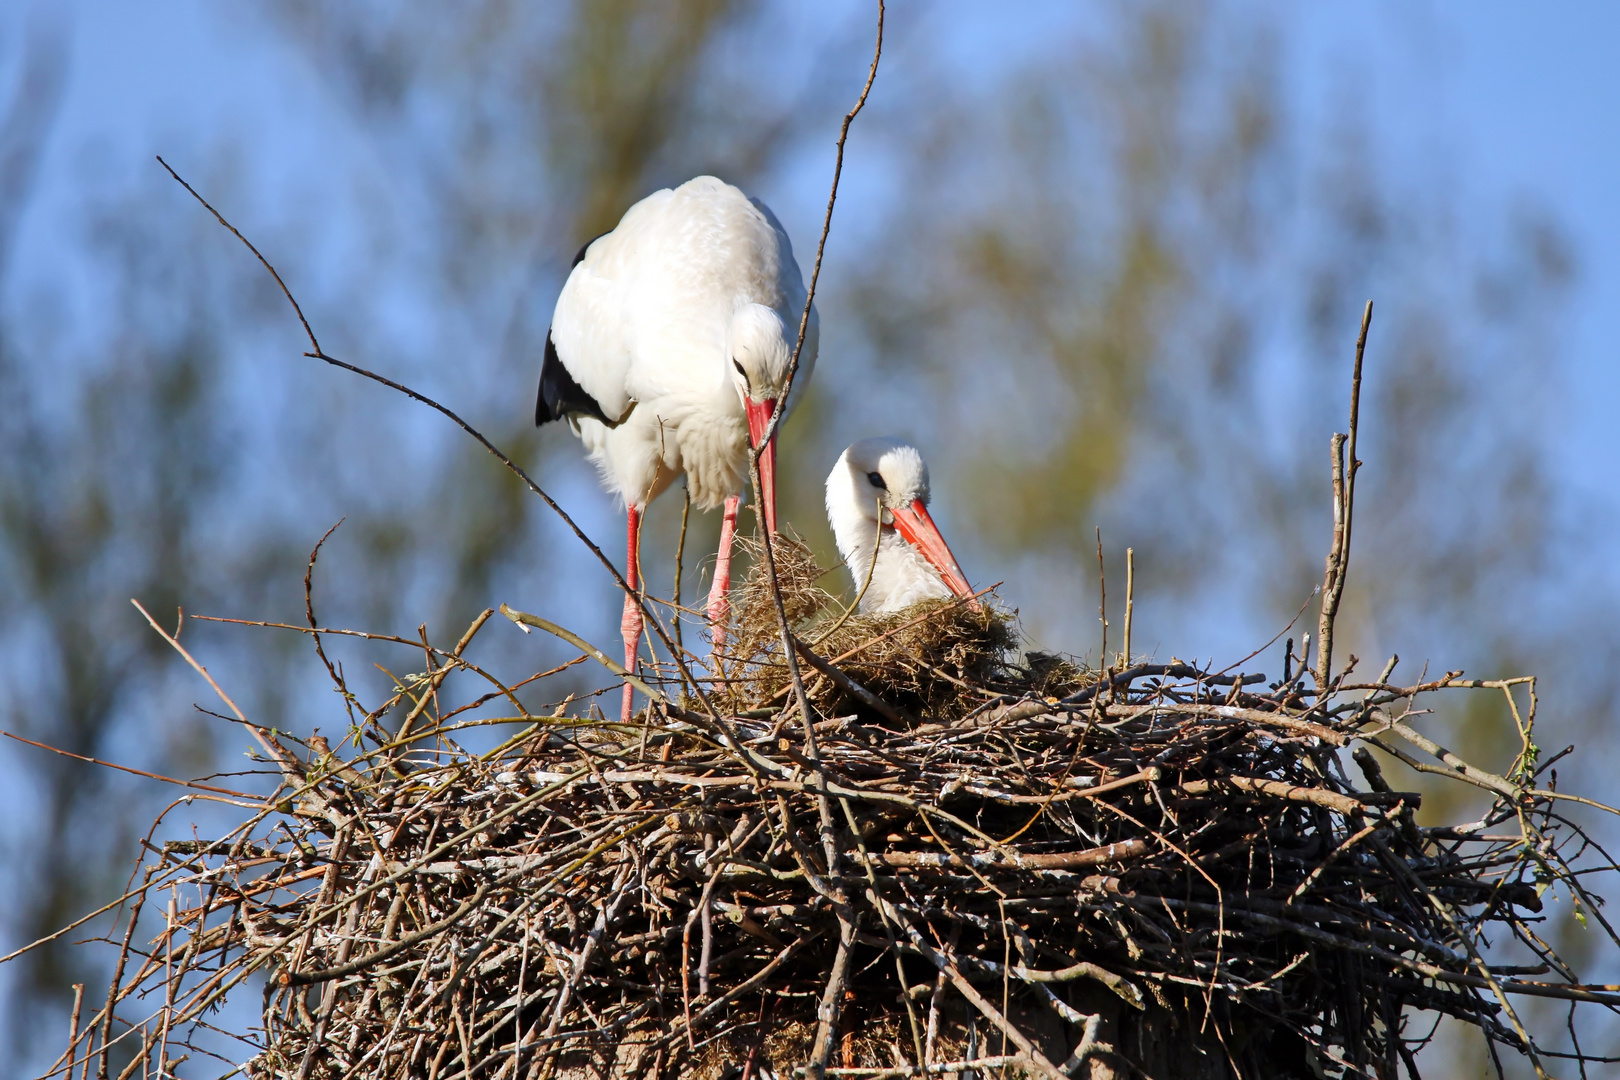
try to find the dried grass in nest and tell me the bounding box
[715,534,1031,722]
[43,575,1620,1080]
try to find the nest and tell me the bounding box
[39,543,1620,1080]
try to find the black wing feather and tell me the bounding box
[534,230,617,428]
[536,332,617,427]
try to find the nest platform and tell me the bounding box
[38,540,1620,1080]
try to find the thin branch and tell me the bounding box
[154,155,732,727]
[1316,300,1373,695]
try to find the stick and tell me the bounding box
[674,486,690,654]
[754,0,884,455]
[876,897,1069,1080]
[1095,527,1107,664]
[1062,663,1265,706]
[65,983,84,1080]
[766,586,996,706]
[792,636,912,727]
[1316,300,1372,695]
[303,518,360,727]
[158,894,176,1076]
[130,599,307,784]
[1123,547,1134,667]
[799,1056,1028,1078]
[154,156,729,731]
[811,498,885,646]
[0,731,257,799]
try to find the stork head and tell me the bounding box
[728,303,794,533]
[827,437,976,606]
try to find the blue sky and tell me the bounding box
[1296,4,1620,507]
[13,1,1619,527]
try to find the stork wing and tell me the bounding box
[535,231,615,426]
[536,332,618,426]
[540,193,676,427]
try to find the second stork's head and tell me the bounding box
[825,437,977,613]
[728,303,799,534]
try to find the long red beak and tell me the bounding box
[743,397,779,535]
[889,499,978,608]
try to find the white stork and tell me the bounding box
[536,176,818,720]
[825,437,976,613]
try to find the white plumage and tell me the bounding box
[826,438,975,613]
[536,176,818,720]
[544,176,817,512]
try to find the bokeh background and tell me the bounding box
[1,2,1616,1076]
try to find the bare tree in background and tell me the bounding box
[0,15,284,1055]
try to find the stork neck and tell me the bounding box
[841,516,884,593]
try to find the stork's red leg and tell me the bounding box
[621,506,644,723]
[707,494,741,648]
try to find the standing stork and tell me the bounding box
[536,176,818,720]
[825,438,976,613]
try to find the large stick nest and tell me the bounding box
[43,540,1620,1080]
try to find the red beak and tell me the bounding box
[744,397,779,534]
[889,499,978,609]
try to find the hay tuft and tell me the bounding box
[713,534,1029,722]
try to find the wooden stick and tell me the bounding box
[1095,527,1107,664]
[1316,300,1372,695]
[1123,547,1134,667]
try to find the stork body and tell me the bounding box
[826,438,975,613]
[537,176,818,719]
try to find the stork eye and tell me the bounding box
[866,471,887,490]
[732,358,748,387]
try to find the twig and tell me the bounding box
[876,897,1068,1080]
[1361,713,1523,802]
[755,0,884,455]
[499,606,670,706]
[130,599,307,785]
[303,518,356,726]
[801,1056,1028,1078]
[1095,527,1108,667]
[674,486,690,654]
[764,585,997,706]
[811,497,885,647]
[734,8,884,1073]
[1123,547,1134,667]
[1316,300,1372,695]
[792,637,912,727]
[0,731,257,799]
[64,983,84,1080]
[155,154,727,729]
